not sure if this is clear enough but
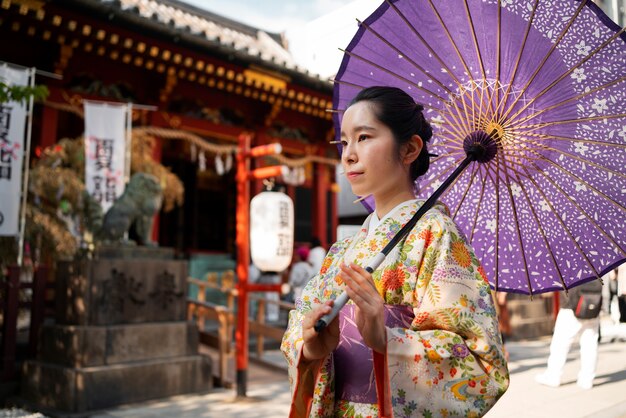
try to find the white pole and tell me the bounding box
[125,102,132,185]
[16,67,36,266]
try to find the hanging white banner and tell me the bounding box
[84,101,128,214]
[0,65,29,237]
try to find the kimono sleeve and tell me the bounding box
[378,215,509,417]
[280,239,350,417]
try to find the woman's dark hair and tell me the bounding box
[349,86,433,181]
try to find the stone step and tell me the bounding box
[505,296,555,340]
[508,320,554,340]
[38,321,199,368]
[22,354,212,413]
[508,298,553,319]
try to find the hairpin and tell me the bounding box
[352,195,370,204]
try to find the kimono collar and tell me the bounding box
[368,199,418,234]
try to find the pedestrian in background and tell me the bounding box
[617,264,626,323]
[288,246,314,303]
[249,263,282,323]
[535,280,603,390]
[307,237,326,275]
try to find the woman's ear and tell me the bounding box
[402,134,423,164]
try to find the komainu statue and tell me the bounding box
[97,173,163,246]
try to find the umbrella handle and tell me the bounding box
[314,253,385,332]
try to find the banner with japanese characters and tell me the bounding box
[0,65,29,236]
[84,101,128,214]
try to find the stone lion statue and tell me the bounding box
[97,173,163,246]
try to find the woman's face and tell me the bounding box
[340,101,411,201]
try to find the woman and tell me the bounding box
[281,87,509,417]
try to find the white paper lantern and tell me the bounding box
[250,191,294,272]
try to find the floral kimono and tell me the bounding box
[281,200,509,417]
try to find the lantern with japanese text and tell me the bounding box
[250,191,294,272]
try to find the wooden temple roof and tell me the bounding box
[56,0,330,89]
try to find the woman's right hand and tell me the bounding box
[301,300,340,361]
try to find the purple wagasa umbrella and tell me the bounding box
[332,0,626,296]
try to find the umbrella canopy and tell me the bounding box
[333,0,626,295]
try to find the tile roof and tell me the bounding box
[100,0,319,79]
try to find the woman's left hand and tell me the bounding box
[339,262,386,353]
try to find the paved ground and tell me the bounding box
[9,318,626,417]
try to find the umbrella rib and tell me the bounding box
[495,0,540,121]
[450,86,474,133]
[512,76,626,127]
[500,156,535,295]
[445,143,550,173]
[476,80,489,132]
[523,166,602,281]
[356,19,453,94]
[519,132,626,148]
[340,49,448,103]
[472,82,482,131]
[384,0,464,87]
[438,121,471,144]
[521,143,626,181]
[462,0,486,80]
[514,171,569,291]
[423,0,489,125]
[468,165,489,244]
[451,162,480,221]
[506,25,626,125]
[514,113,626,131]
[330,78,364,90]
[437,160,476,212]
[419,155,466,192]
[425,0,486,99]
[528,150,626,216]
[494,154,502,291]
[478,167,503,290]
[504,125,623,157]
[472,79,497,129]
[331,78,444,113]
[529,161,626,259]
[494,0,502,114]
[498,0,589,123]
[437,87,475,136]
[384,0,479,132]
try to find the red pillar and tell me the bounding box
[312,163,328,247]
[553,292,560,320]
[39,106,58,149]
[235,133,252,397]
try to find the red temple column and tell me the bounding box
[312,162,328,247]
[39,106,58,149]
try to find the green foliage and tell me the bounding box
[0,81,49,104]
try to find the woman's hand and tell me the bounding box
[339,263,387,353]
[302,300,340,361]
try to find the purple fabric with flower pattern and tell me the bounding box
[334,304,414,403]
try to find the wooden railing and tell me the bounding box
[1,265,52,381]
[186,272,294,387]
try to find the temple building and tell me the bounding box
[0,0,340,258]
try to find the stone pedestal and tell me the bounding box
[22,247,212,413]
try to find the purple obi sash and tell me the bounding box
[333,304,414,404]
